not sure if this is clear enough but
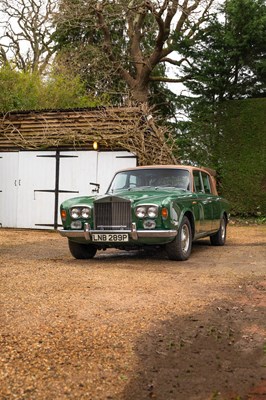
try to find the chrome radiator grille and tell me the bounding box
[94,200,131,230]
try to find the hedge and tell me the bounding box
[216,98,266,216]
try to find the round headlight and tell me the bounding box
[70,207,80,219]
[81,207,91,218]
[147,206,158,218]
[136,206,146,218]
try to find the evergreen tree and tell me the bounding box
[176,0,266,165]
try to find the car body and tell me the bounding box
[59,165,230,261]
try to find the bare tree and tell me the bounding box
[0,0,57,73]
[55,0,217,103]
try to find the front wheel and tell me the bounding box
[165,216,192,261]
[68,240,97,259]
[210,216,227,246]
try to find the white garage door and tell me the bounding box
[0,152,19,228]
[0,150,136,229]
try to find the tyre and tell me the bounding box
[166,216,192,261]
[68,240,97,259]
[210,215,227,246]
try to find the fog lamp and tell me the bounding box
[143,219,156,229]
[71,221,82,229]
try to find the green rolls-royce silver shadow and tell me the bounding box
[59,165,230,261]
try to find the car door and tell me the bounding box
[201,172,222,231]
[193,170,213,233]
[201,171,220,232]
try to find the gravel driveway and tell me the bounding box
[0,225,265,400]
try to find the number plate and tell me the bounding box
[92,233,129,242]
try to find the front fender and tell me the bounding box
[167,200,195,232]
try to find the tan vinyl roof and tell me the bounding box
[117,164,216,176]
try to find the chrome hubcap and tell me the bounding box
[221,219,226,240]
[181,224,190,253]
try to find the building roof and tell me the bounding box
[0,106,142,151]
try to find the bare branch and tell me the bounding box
[0,44,8,64]
[160,57,184,66]
[53,0,216,102]
[150,74,193,83]
[0,0,57,73]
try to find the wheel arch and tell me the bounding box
[222,210,229,224]
[183,210,195,239]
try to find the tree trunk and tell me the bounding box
[130,82,149,104]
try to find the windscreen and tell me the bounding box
[107,169,190,193]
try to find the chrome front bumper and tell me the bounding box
[59,222,177,240]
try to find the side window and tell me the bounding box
[201,172,211,194]
[193,171,203,192]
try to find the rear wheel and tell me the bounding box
[68,240,97,259]
[166,216,192,261]
[210,215,227,246]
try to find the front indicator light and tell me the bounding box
[61,209,67,221]
[161,208,168,220]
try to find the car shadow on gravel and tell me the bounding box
[121,299,266,400]
[0,235,210,261]
[90,241,213,261]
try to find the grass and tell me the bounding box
[229,216,266,226]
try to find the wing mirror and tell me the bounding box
[90,182,100,193]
